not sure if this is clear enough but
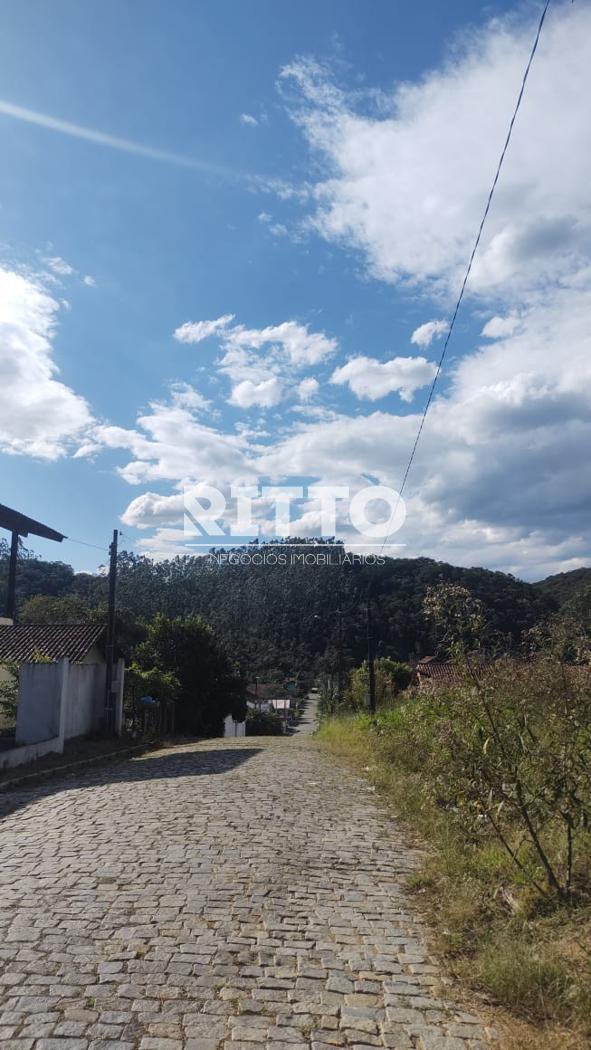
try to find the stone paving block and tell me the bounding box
[0,736,492,1050]
[35,1040,90,1050]
[417,1035,468,1050]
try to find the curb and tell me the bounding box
[0,740,163,793]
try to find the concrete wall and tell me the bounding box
[224,715,246,738]
[65,662,106,738]
[15,658,124,748]
[16,661,67,745]
[0,736,63,772]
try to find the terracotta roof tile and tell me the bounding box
[0,623,105,664]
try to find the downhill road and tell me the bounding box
[0,707,494,1050]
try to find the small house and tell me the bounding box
[0,622,124,770]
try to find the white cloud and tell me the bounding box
[44,255,75,276]
[297,377,320,401]
[257,210,290,238]
[174,314,235,344]
[481,313,521,339]
[240,113,259,127]
[219,321,335,406]
[173,314,337,409]
[88,5,591,577]
[223,320,337,366]
[280,5,591,298]
[82,274,96,287]
[0,266,93,459]
[229,377,283,409]
[168,382,211,411]
[94,401,253,487]
[331,354,436,401]
[121,491,186,529]
[115,291,591,573]
[411,319,447,348]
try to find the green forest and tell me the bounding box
[0,537,571,678]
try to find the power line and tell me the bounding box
[63,536,109,554]
[389,0,552,534]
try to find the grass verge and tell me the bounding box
[316,710,591,1050]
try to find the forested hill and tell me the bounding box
[0,540,557,677]
[532,567,591,608]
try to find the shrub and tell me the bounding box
[0,662,18,724]
[420,583,591,900]
[246,709,283,735]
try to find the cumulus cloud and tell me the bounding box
[240,113,259,127]
[94,400,253,487]
[297,377,320,401]
[411,320,447,348]
[116,275,591,576]
[168,382,211,411]
[331,355,436,401]
[173,314,235,344]
[223,320,337,366]
[122,491,186,529]
[280,5,591,298]
[481,313,521,339]
[173,313,337,409]
[93,5,591,577]
[0,266,93,458]
[229,377,283,409]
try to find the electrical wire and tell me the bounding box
[63,536,109,554]
[382,0,552,551]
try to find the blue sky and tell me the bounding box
[1,0,590,579]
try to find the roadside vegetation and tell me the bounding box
[317,583,591,1049]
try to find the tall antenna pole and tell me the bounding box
[104,529,119,734]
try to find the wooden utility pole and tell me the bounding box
[104,529,119,734]
[366,586,376,714]
[6,531,19,621]
[336,604,344,707]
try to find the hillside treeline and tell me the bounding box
[1,538,558,677]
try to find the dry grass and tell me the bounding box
[316,712,591,1050]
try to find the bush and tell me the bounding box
[420,583,591,900]
[132,613,246,736]
[246,710,284,736]
[346,657,412,711]
[0,662,18,727]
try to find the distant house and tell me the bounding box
[0,623,125,769]
[415,655,463,691]
[246,681,291,710]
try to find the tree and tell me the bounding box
[20,594,94,623]
[132,614,246,736]
[346,657,411,711]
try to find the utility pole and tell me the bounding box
[336,604,344,707]
[6,530,19,621]
[366,585,376,714]
[104,529,119,734]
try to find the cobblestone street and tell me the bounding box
[0,725,494,1050]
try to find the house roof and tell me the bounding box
[416,656,462,686]
[0,502,65,541]
[0,623,106,664]
[247,681,290,700]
